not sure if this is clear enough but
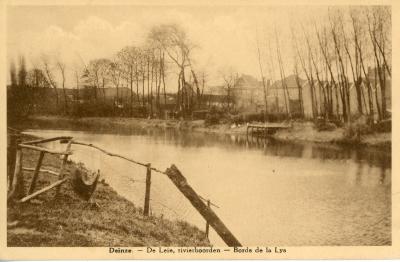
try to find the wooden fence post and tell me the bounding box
[7,145,24,202]
[165,165,241,247]
[205,199,210,238]
[7,135,19,190]
[28,151,45,195]
[55,140,72,197]
[143,164,151,216]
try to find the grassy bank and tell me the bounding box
[271,121,391,148]
[22,115,391,148]
[7,134,210,247]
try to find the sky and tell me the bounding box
[6,5,330,89]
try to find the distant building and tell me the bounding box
[269,75,306,116]
[366,67,391,114]
[208,85,226,96]
[231,74,264,111]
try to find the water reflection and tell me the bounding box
[23,118,391,170]
[21,121,391,246]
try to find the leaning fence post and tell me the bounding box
[205,199,210,238]
[28,151,45,195]
[143,164,152,216]
[166,165,241,247]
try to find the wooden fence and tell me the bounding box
[7,134,242,247]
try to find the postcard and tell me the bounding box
[1,0,399,259]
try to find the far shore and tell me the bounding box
[18,115,391,149]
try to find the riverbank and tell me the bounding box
[7,133,210,247]
[21,115,391,149]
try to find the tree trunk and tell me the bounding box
[130,66,134,117]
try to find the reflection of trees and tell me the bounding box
[24,119,390,170]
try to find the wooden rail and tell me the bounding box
[20,178,68,203]
[8,137,73,203]
[23,136,73,145]
[19,144,72,155]
[22,167,63,176]
[9,136,241,246]
[68,139,241,246]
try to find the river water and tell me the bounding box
[23,127,391,246]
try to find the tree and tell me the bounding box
[148,23,197,116]
[293,25,317,120]
[367,6,391,119]
[220,68,237,111]
[117,46,140,115]
[41,55,59,106]
[27,68,49,89]
[56,58,69,113]
[330,11,351,123]
[8,57,32,121]
[105,57,122,105]
[86,58,112,101]
[255,28,269,120]
[275,28,291,118]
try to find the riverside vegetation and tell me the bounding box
[24,114,391,149]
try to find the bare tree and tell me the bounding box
[149,23,196,116]
[117,46,139,115]
[292,25,317,120]
[108,57,123,104]
[330,11,351,123]
[275,28,290,118]
[219,67,238,111]
[255,28,269,121]
[367,6,391,119]
[56,58,69,113]
[41,55,59,106]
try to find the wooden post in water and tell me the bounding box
[28,151,45,194]
[205,199,210,238]
[143,164,152,216]
[165,165,241,247]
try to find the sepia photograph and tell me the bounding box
[2,0,398,259]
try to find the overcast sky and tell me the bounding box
[7,5,330,89]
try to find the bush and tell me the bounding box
[205,107,223,126]
[7,85,33,124]
[373,119,391,133]
[70,101,116,117]
[343,122,373,141]
[315,118,337,131]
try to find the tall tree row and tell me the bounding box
[256,6,391,125]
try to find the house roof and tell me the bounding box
[234,74,262,89]
[271,75,306,89]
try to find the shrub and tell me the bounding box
[373,119,391,133]
[315,118,337,131]
[70,101,115,117]
[343,122,373,141]
[204,107,225,126]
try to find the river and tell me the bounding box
[23,126,391,246]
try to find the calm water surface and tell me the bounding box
[23,127,391,246]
